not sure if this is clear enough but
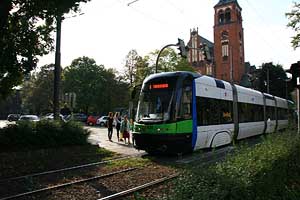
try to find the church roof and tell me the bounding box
[215,0,241,10]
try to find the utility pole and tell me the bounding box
[53,14,62,120]
[266,64,270,94]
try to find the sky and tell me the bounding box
[38,0,300,72]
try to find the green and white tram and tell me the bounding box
[132,71,292,154]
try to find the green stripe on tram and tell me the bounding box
[134,120,193,135]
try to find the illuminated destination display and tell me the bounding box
[150,83,169,89]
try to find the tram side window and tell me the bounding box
[179,86,192,119]
[266,106,276,120]
[277,108,288,120]
[238,102,264,123]
[197,97,233,126]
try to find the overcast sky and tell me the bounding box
[38,0,300,72]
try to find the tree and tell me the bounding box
[149,48,179,73]
[63,57,130,115]
[0,0,90,99]
[63,57,106,114]
[21,64,55,114]
[286,2,300,49]
[174,57,197,72]
[254,62,292,99]
[124,50,141,87]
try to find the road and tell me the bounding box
[86,126,144,156]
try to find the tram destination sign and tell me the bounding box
[150,83,169,89]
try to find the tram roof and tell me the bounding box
[143,71,201,82]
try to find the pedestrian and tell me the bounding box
[114,112,122,141]
[129,118,134,145]
[107,112,114,142]
[120,115,130,144]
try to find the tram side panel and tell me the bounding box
[194,77,234,150]
[264,94,276,133]
[235,85,265,140]
[275,97,289,130]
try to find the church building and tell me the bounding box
[187,0,245,84]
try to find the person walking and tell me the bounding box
[120,115,131,144]
[107,112,114,142]
[115,112,122,141]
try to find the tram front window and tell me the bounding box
[136,83,175,123]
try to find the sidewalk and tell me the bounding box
[86,126,145,156]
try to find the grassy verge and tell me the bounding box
[171,130,300,200]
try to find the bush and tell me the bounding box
[171,131,300,200]
[0,120,90,151]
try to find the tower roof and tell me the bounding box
[215,0,241,10]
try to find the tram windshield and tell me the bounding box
[136,78,176,123]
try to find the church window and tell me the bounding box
[222,42,229,59]
[218,10,224,24]
[221,31,229,60]
[225,8,231,23]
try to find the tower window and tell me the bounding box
[225,8,231,23]
[221,31,229,60]
[222,42,229,60]
[218,10,224,24]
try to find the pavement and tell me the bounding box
[86,126,145,156]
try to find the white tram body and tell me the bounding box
[194,76,233,149]
[193,75,291,151]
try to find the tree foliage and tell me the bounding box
[63,57,129,115]
[253,62,292,99]
[0,0,90,99]
[123,48,196,88]
[21,64,55,115]
[286,2,300,49]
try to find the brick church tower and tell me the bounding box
[214,0,245,83]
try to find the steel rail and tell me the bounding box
[0,168,138,200]
[98,173,179,200]
[0,154,143,183]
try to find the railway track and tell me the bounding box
[0,154,146,183]
[98,173,179,200]
[0,165,178,200]
[0,168,138,200]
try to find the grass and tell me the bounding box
[170,129,300,200]
[107,157,151,169]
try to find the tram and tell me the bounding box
[132,71,293,154]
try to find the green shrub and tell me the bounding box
[0,120,90,151]
[171,131,300,200]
